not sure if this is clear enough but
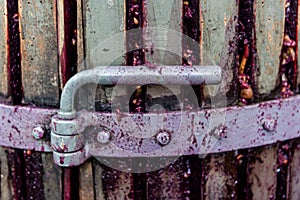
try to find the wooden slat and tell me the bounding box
[82,0,126,68]
[0,1,8,96]
[19,0,59,106]
[144,0,181,65]
[42,153,62,200]
[144,0,182,98]
[248,145,277,200]
[147,159,183,199]
[204,153,237,200]
[290,139,300,200]
[79,161,95,200]
[95,162,133,200]
[200,0,238,101]
[255,0,285,95]
[0,148,14,199]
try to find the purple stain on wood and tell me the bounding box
[61,0,77,86]
[24,151,45,200]
[7,0,23,105]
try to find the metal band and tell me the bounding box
[0,95,299,159]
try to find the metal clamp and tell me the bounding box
[51,65,222,167]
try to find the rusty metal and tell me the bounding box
[0,95,300,166]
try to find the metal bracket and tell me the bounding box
[51,65,222,166]
[0,65,299,167]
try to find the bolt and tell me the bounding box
[32,125,45,140]
[156,131,171,146]
[97,131,111,144]
[211,125,227,139]
[263,119,277,132]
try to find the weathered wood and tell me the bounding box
[200,0,238,99]
[0,1,8,96]
[42,153,62,200]
[0,148,14,200]
[82,0,126,68]
[94,162,133,200]
[204,153,238,200]
[91,161,105,200]
[248,145,277,200]
[255,0,285,95]
[144,0,181,65]
[24,151,45,200]
[19,0,59,106]
[147,159,183,199]
[144,0,182,98]
[79,161,95,200]
[290,139,300,200]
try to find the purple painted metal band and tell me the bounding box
[0,104,55,151]
[0,95,300,156]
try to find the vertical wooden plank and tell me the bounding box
[0,0,8,96]
[144,0,182,98]
[19,0,59,106]
[79,161,95,200]
[248,145,277,200]
[42,153,62,200]
[290,139,300,200]
[0,148,14,200]
[82,0,126,68]
[204,152,238,200]
[200,0,239,102]
[144,0,182,65]
[94,162,133,200]
[255,0,285,95]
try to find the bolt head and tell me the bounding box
[156,131,171,146]
[97,131,111,144]
[263,119,277,132]
[32,125,45,140]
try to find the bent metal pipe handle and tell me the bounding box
[58,65,222,119]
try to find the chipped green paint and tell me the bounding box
[19,0,59,106]
[82,0,126,68]
[145,0,182,65]
[256,0,285,95]
[200,0,238,97]
[145,0,182,97]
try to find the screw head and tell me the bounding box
[156,131,171,146]
[32,125,45,140]
[263,119,277,132]
[97,131,111,144]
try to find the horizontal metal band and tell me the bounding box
[0,95,299,156]
[0,104,55,152]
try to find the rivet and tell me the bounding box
[32,125,45,140]
[156,131,171,146]
[97,131,111,144]
[211,125,227,139]
[263,119,277,132]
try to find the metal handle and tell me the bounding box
[58,65,221,119]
